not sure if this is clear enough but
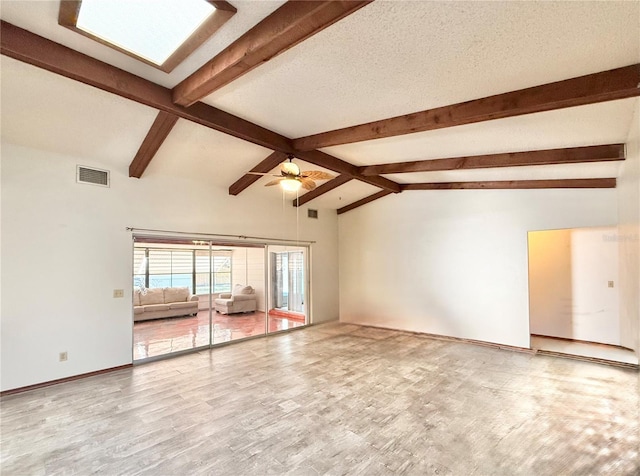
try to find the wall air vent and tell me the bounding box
[308,209,318,219]
[77,165,110,187]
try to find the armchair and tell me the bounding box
[214,284,257,314]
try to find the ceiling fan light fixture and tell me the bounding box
[281,159,300,176]
[281,178,302,192]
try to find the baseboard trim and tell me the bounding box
[351,322,536,354]
[536,350,639,370]
[0,364,133,397]
[531,334,635,352]
[419,331,537,354]
[350,322,637,369]
[268,309,306,321]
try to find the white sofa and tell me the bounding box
[134,287,199,321]
[214,284,257,314]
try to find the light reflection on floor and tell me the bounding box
[133,310,305,360]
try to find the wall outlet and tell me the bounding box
[113,289,124,298]
[608,281,614,288]
[59,351,68,362]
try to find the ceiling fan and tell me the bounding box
[250,155,334,192]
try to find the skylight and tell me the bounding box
[76,0,215,66]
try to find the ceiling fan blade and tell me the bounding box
[264,179,284,187]
[300,171,334,180]
[247,172,277,176]
[300,178,317,191]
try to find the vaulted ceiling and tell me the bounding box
[1,1,639,212]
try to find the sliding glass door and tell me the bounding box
[132,236,310,362]
[212,245,266,345]
[132,239,213,360]
[267,245,308,333]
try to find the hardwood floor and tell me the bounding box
[2,322,638,475]
[133,309,305,360]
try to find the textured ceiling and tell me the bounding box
[322,99,638,165]
[141,119,271,188]
[306,180,381,210]
[1,0,639,211]
[0,0,286,87]
[0,56,372,208]
[203,0,640,138]
[0,56,158,169]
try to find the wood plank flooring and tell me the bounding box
[2,322,639,475]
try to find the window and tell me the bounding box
[134,246,231,294]
[147,249,192,289]
[195,250,211,295]
[272,251,304,312]
[133,248,147,289]
[58,0,236,73]
[212,254,231,293]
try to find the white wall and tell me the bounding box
[0,142,339,391]
[528,227,620,345]
[338,188,618,348]
[617,99,640,354]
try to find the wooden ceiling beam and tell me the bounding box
[229,149,401,195]
[337,190,393,215]
[129,111,179,178]
[229,151,288,195]
[173,1,371,106]
[293,64,640,150]
[359,144,626,175]
[0,20,293,153]
[2,21,400,195]
[337,177,615,215]
[354,173,401,192]
[294,150,402,192]
[293,149,359,175]
[293,175,353,207]
[402,178,616,191]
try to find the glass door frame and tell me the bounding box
[132,232,312,364]
[132,237,215,362]
[265,244,311,335]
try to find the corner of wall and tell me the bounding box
[617,99,640,354]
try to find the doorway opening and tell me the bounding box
[527,226,637,366]
[268,245,308,330]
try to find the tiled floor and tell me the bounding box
[133,309,305,360]
[531,335,639,365]
[2,322,638,475]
